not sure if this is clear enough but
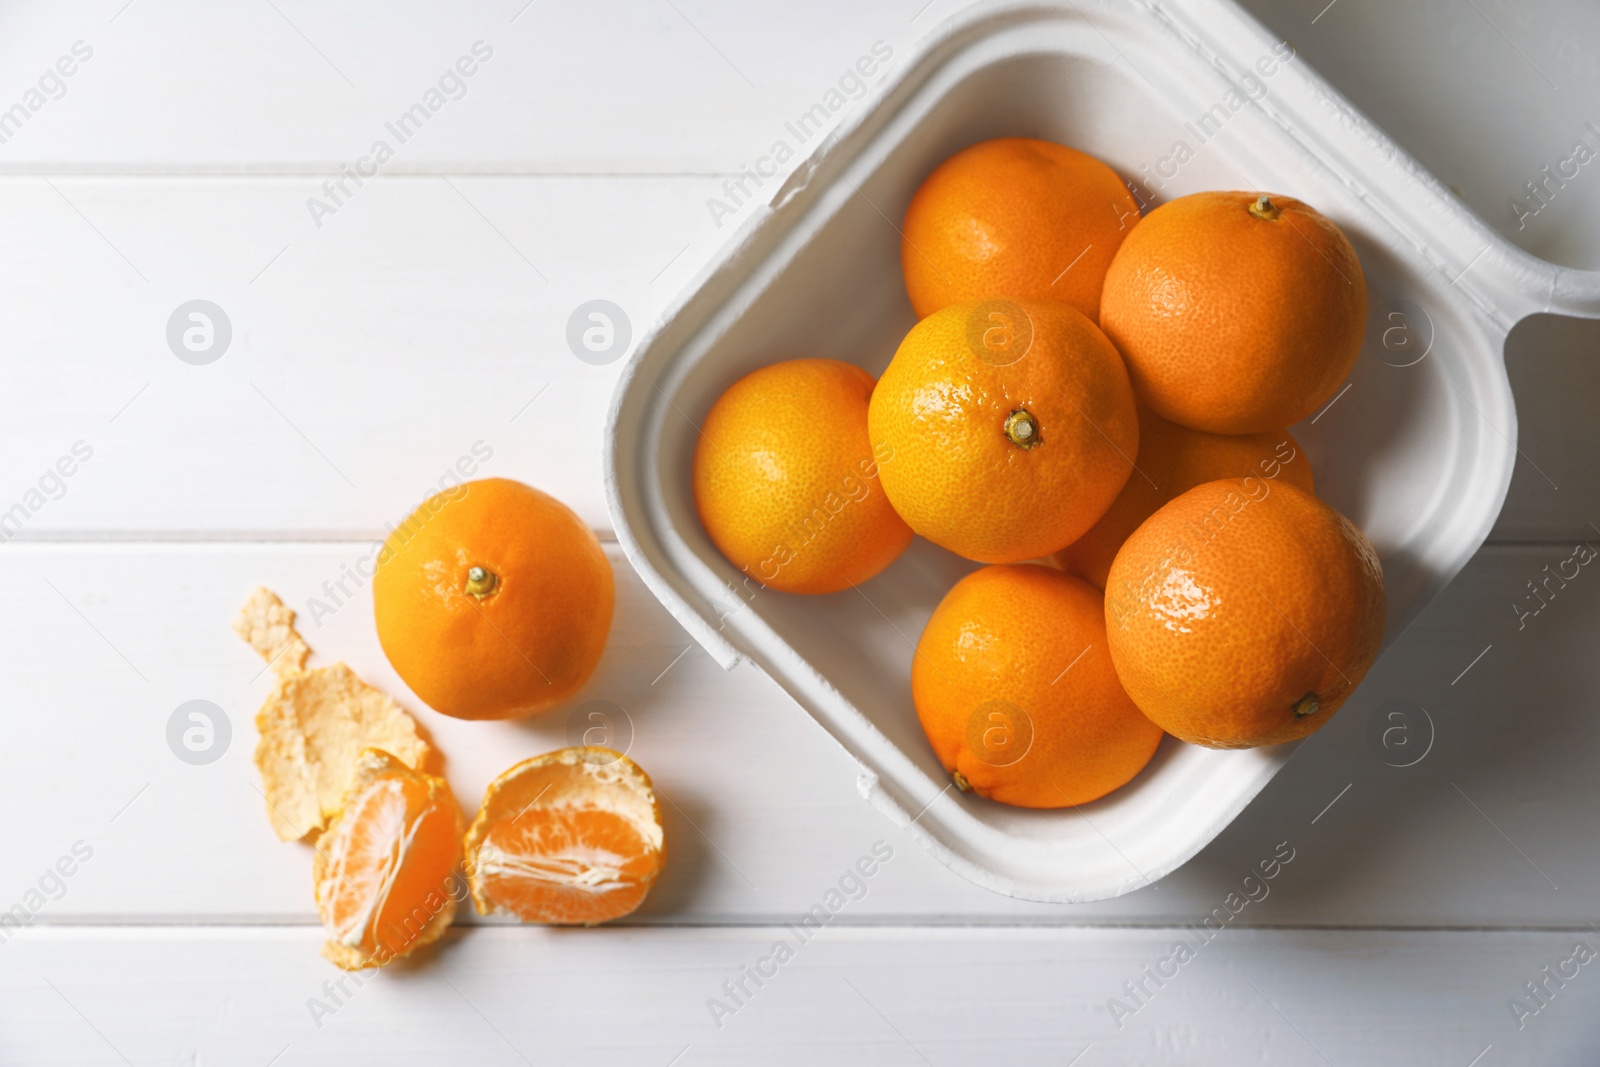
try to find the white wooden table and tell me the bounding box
[3,1,1599,1063]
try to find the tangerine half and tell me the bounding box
[464,747,665,925]
[313,748,463,969]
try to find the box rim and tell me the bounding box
[603,0,1599,900]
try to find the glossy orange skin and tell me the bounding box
[693,358,912,594]
[1099,191,1366,435]
[913,564,1163,807]
[1104,480,1385,748]
[1054,407,1314,588]
[868,299,1138,563]
[901,137,1142,322]
[373,478,614,720]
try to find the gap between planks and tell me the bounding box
[0,530,620,544]
[13,919,1600,934]
[0,170,740,178]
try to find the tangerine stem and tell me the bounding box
[1249,195,1282,222]
[1293,693,1320,717]
[465,566,499,599]
[952,770,972,792]
[1004,409,1041,450]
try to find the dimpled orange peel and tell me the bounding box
[901,137,1142,321]
[868,298,1138,563]
[373,477,614,720]
[1104,479,1385,747]
[913,563,1162,807]
[1099,191,1366,435]
[693,358,911,594]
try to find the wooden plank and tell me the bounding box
[1495,312,1600,542]
[3,539,1599,926]
[1,0,1595,1060]
[0,925,1590,1065]
[0,0,915,174]
[1240,0,1600,270]
[0,175,719,537]
[2,174,1599,541]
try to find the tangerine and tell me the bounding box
[1099,191,1366,434]
[693,358,912,594]
[901,137,1141,321]
[868,299,1138,563]
[373,477,613,720]
[913,563,1162,807]
[1104,479,1385,747]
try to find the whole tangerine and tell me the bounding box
[1055,406,1314,588]
[373,477,614,720]
[1099,191,1366,434]
[693,358,912,594]
[913,563,1163,808]
[901,137,1142,322]
[1104,479,1385,748]
[868,298,1138,564]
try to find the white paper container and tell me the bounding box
[604,0,1600,901]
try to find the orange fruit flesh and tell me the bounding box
[476,806,657,925]
[315,750,463,967]
[465,747,665,925]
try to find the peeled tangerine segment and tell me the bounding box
[314,749,463,970]
[465,747,665,926]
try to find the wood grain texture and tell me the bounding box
[0,926,1593,1065]
[0,0,1598,1060]
[1240,0,1600,270]
[0,0,918,174]
[1,173,1597,541]
[0,175,717,536]
[3,541,1598,928]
